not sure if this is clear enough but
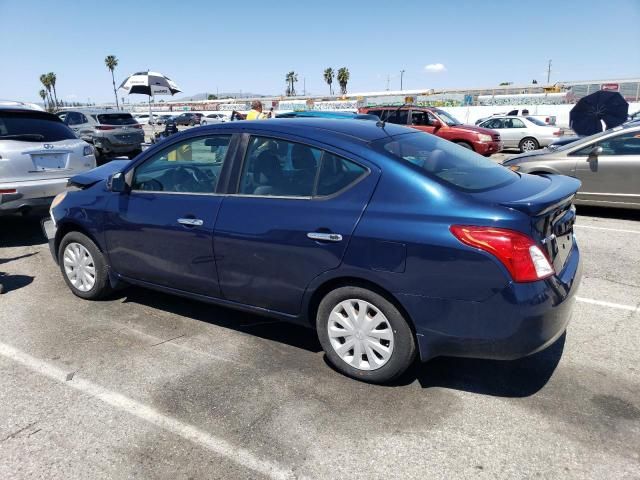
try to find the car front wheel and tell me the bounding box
[316,286,416,383]
[58,231,112,300]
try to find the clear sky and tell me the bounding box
[1,0,639,103]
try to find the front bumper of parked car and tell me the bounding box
[400,240,582,362]
[474,140,503,156]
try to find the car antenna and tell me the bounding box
[376,102,408,136]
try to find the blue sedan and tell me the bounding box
[43,119,582,383]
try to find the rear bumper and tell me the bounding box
[0,177,68,214]
[474,140,503,155]
[401,240,581,362]
[94,137,143,153]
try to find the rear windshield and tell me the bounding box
[97,113,137,125]
[374,132,518,192]
[526,116,547,126]
[0,111,77,142]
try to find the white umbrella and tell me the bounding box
[119,71,182,134]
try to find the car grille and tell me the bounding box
[492,134,500,141]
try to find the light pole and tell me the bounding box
[400,70,405,91]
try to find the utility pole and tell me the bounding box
[303,76,306,96]
[546,59,552,84]
[386,74,390,91]
[400,70,405,91]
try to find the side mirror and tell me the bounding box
[108,172,129,193]
[588,145,603,158]
[430,119,443,129]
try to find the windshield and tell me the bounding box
[0,112,77,142]
[374,132,518,192]
[526,116,547,126]
[434,109,462,126]
[97,113,137,125]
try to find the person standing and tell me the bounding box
[246,100,268,120]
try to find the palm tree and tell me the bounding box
[39,89,48,110]
[47,72,59,109]
[337,67,350,95]
[39,74,53,111]
[323,68,334,95]
[105,55,120,109]
[285,71,298,96]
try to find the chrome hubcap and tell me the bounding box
[523,140,536,151]
[327,299,394,371]
[63,242,96,292]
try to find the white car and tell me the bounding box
[477,116,563,152]
[133,113,155,125]
[0,105,96,215]
[200,113,228,125]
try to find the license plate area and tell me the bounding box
[547,205,576,272]
[32,153,68,170]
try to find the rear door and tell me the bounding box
[104,133,235,296]
[573,129,640,204]
[213,133,378,315]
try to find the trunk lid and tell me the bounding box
[473,173,580,272]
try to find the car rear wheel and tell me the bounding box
[59,231,112,300]
[316,286,416,383]
[455,141,474,150]
[519,137,539,152]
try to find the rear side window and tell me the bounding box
[97,113,136,125]
[382,109,409,125]
[0,112,77,142]
[526,117,547,126]
[238,136,367,197]
[375,132,518,192]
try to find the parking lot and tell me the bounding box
[1,206,638,479]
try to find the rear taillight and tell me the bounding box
[0,189,17,194]
[553,130,562,136]
[450,225,554,282]
[132,124,143,129]
[95,125,116,130]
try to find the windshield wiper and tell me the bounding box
[0,134,46,140]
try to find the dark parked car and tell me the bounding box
[174,112,202,126]
[42,119,581,383]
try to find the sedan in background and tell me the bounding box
[43,119,581,383]
[0,105,96,215]
[200,113,228,125]
[502,123,640,209]
[174,112,202,126]
[477,116,563,152]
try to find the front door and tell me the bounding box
[409,109,439,135]
[214,135,378,315]
[104,134,234,297]
[573,130,640,204]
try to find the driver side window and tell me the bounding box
[132,135,231,194]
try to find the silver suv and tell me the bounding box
[0,106,96,216]
[58,109,144,162]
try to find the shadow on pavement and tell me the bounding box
[405,333,566,397]
[120,286,564,397]
[0,272,34,294]
[577,205,640,221]
[0,215,48,248]
[0,252,39,265]
[120,287,323,354]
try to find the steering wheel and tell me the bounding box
[138,179,163,191]
[173,166,216,193]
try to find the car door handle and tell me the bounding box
[177,217,204,226]
[307,232,342,242]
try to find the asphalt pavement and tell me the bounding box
[0,206,639,479]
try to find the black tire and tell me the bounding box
[519,137,539,152]
[58,231,112,300]
[455,141,474,151]
[316,286,416,384]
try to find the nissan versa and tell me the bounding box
[43,119,582,383]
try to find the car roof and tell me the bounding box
[198,118,413,142]
[0,101,45,112]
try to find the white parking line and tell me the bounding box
[575,225,640,234]
[0,341,302,480]
[576,297,639,312]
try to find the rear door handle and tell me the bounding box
[307,232,342,242]
[178,217,203,226]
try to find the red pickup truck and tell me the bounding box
[359,106,503,156]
